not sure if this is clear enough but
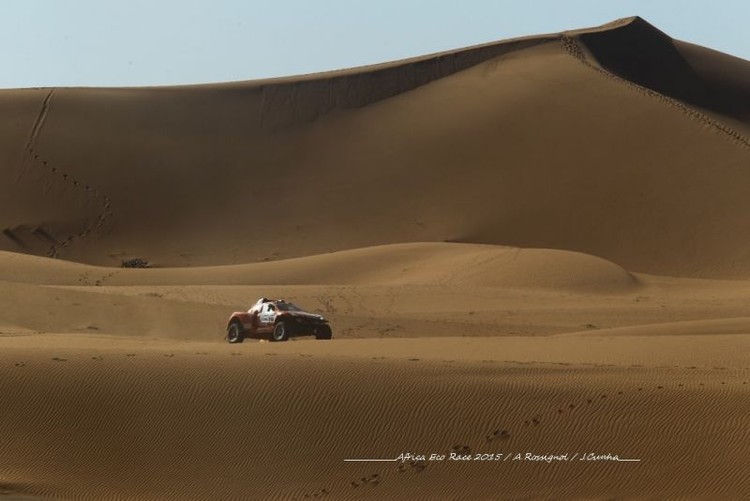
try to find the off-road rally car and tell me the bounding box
[226,298,332,343]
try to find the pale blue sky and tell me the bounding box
[0,0,747,88]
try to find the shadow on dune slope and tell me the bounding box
[579,16,750,126]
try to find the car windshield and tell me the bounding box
[276,302,302,312]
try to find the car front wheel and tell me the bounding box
[315,325,332,340]
[272,321,289,342]
[227,322,244,343]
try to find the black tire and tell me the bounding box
[315,324,332,340]
[227,322,244,343]
[272,321,289,342]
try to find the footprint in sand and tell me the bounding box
[91,356,103,361]
[409,460,427,472]
[14,362,25,367]
[293,488,330,500]
[126,353,136,357]
[354,473,380,486]
[485,430,510,442]
[51,357,67,362]
[164,353,174,358]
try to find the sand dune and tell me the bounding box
[0,242,639,292]
[3,242,750,344]
[1,17,749,277]
[1,16,749,500]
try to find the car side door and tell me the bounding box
[258,303,276,333]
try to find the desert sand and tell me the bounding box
[0,16,749,500]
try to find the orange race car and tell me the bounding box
[226,298,332,343]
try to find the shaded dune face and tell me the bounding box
[0,17,748,279]
[579,17,750,126]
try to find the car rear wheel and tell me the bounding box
[227,322,244,343]
[315,325,332,340]
[272,321,289,342]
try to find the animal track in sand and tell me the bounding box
[394,458,427,476]
[28,146,114,258]
[408,460,427,473]
[350,473,381,488]
[485,429,510,442]
[367,370,725,496]
[333,365,747,498]
[292,487,330,499]
[94,271,119,287]
[11,89,116,258]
